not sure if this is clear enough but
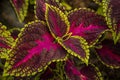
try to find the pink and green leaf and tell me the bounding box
[68,8,108,46]
[95,39,120,68]
[10,0,29,22]
[58,36,90,64]
[45,4,70,38]
[65,60,103,80]
[0,23,14,59]
[3,21,67,77]
[36,0,65,21]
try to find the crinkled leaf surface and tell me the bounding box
[36,0,65,21]
[103,0,120,43]
[95,39,120,68]
[10,0,29,22]
[3,21,67,76]
[68,9,108,46]
[65,60,103,80]
[45,4,70,38]
[0,23,14,58]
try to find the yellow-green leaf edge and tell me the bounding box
[10,0,29,22]
[67,8,110,47]
[102,0,120,43]
[57,36,90,65]
[3,20,68,77]
[90,64,103,80]
[45,3,70,39]
[94,49,120,69]
[0,23,14,59]
[93,0,102,5]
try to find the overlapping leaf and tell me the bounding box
[95,39,120,68]
[10,0,29,22]
[102,0,120,43]
[68,8,108,46]
[3,21,67,77]
[45,3,70,38]
[58,36,90,64]
[65,60,103,80]
[36,0,65,21]
[23,1,36,23]
[45,4,90,64]
[0,23,14,59]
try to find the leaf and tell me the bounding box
[68,8,108,46]
[10,0,29,22]
[95,39,120,68]
[3,21,67,77]
[0,23,14,59]
[23,1,36,23]
[65,60,103,80]
[35,0,45,21]
[35,0,65,21]
[39,62,56,80]
[102,0,120,43]
[45,4,70,38]
[58,36,90,64]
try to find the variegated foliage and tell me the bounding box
[0,0,120,80]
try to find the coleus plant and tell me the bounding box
[0,0,120,80]
[0,23,14,59]
[93,0,120,68]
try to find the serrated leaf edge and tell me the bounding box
[45,3,70,39]
[57,36,90,65]
[3,20,68,77]
[94,48,120,69]
[10,0,29,22]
